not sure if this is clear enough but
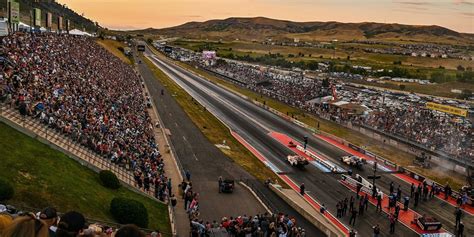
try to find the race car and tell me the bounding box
[287,155,309,167]
[340,155,366,168]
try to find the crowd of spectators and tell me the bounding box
[159,46,472,162]
[190,212,306,237]
[0,32,164,189]
[0,205,161,237]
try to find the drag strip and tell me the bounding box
[145,52,419,236]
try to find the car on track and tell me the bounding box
[340,155,366,168]
[221,179,235,193]
[287,155,309,167]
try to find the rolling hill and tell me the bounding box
[134,17,474,44]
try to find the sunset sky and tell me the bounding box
[57,0,474,33]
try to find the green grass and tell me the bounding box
[96,39,133,65]
[348,80,474,99]
[0,122,171,234]
[152,51,466,191]
[143,56,287,188]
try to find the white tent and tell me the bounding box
[69,29,92,37]
[18,22,31,31]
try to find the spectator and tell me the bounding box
[3,214,49,237]
[115,225,145,237]
[39,207,58,237]
[56,211,85,237]
[0,214,13,235]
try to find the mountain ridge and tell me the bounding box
[131,17,473,44]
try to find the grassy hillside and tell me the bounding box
[0,122,170,234]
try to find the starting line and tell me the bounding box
[340,175,450,236]
[269,131,346,173]
[230,130,350,235]
[316,134,474,216]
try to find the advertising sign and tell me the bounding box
[34,8,42,27]
[58,16,63,30]
[9,0,20,24]
[46,12,52,28]
[426,102,467,117]
[66,19,70,32]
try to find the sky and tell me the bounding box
[57,0,474,33]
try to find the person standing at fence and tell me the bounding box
[218,176,223,193]
[373,224,381,237]
[397,185,402,201]
[343,197,348,216]
[414,190,420,208]
[389,213,396,234]
[185,170,191,181]
[299,183,305,196]
[455,207,463,228]
[364,194,369,212]
[376,193,382,212]
[457,221,464,237]
[349,209,357,226]
[349,196,355,212]
[410,183,415,198]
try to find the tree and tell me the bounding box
[306,61,319,70]
[399,84,406,90]
[459,89,472,100]
[430,72,447,83]
[99,170,121,190]
[110,198,149,228]
[457,65,465,71]
[0,179,14,201]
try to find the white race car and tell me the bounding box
[287,155,309,167]
[341,155,366,167]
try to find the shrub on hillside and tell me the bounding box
[99,170,121,190]
[110,197,149,228]
[0,179,14,201]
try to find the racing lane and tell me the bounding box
[146,52,418,236]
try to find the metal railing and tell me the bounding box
[0,102,165,203]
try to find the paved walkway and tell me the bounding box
[139,67,189,236]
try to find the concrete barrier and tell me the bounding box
[269,184,346,237]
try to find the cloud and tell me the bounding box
[453,0,474,5]
[395,1,433,6]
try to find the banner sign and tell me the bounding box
[58,16,63,30]
[66,19,70,31]
[426,102,467,117]
[34,8,41,27]
[46,12,52,28]
[9,0,20,24]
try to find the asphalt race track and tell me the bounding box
[145,49,472,236]
[136,50,325,235]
